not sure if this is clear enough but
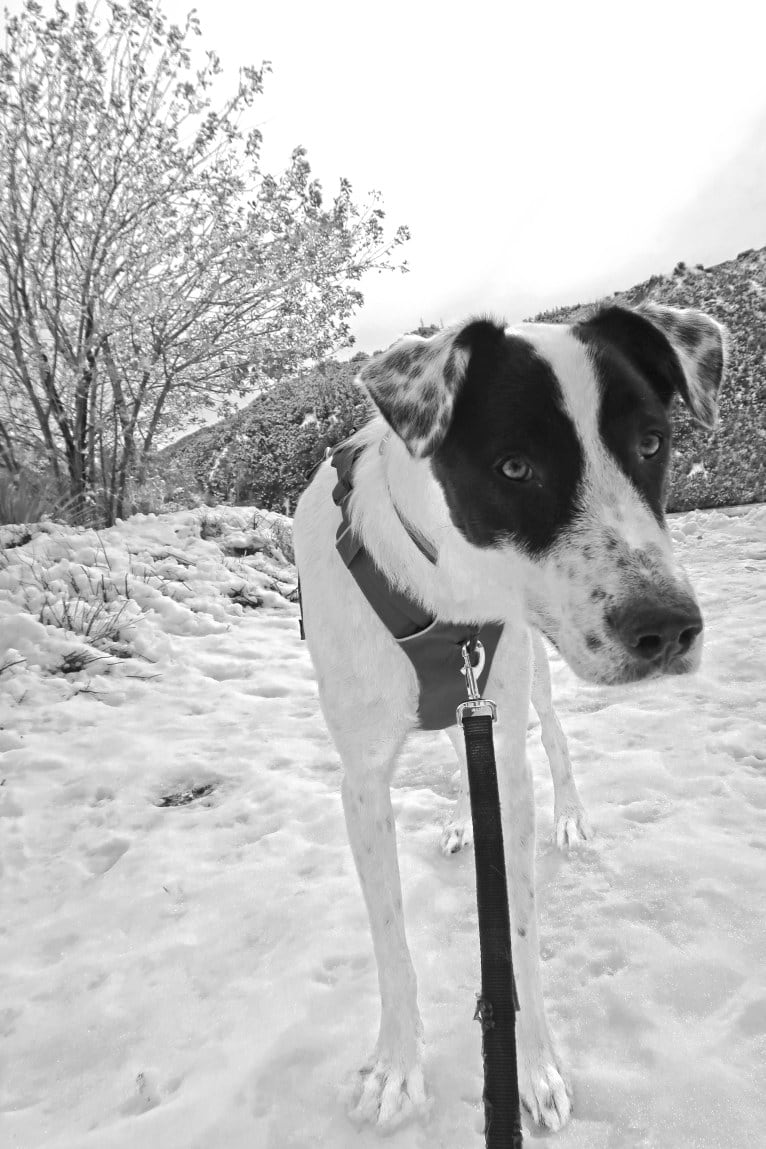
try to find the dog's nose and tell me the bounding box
[608,598,703,663]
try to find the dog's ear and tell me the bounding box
[635,303,728,430]
[356,326,473,456]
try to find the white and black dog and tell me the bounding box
[292,303,726,1132]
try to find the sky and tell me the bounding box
[138,1,766,351]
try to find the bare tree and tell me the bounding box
[0,0,408,520]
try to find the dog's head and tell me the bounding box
[358,304,727,685]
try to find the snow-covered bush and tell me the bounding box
[0,506,297,706]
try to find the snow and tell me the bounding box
[1,503,765,1149]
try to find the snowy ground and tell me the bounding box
[1,504,765,1149]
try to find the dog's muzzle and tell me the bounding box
[607,594,703,673]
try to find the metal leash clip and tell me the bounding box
[456,638,497,724]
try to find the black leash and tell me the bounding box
[458,640,524,1148]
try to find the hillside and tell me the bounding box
[532,248,766,510]
[159,358,372,515]
[160,249,766,513]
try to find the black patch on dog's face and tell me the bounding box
[575,308,681,520]
[430,322,584,554]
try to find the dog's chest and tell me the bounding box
[329,441,503,730]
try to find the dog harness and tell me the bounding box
[324,440,505,731]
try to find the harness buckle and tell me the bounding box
[457,697,498,722]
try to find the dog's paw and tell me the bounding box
[346,1055,430,1130]
[518,1054,572,1131]
[553,801,592,850]
[440,817,473,856]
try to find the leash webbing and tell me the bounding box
[460,646,523,1147]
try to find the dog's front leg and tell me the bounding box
[340,768,428,1129]
[492,630,573,1132]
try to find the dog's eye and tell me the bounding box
[499,457,534,482]
[638,433,663,459]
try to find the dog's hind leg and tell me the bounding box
[336,733,429,1129]
[530,630,591,849]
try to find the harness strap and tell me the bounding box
[332,442,432,639]
[392,505,439,566]
[298,436,505,730]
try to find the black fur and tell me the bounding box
[431,321,585,555]
[575,307,681,520]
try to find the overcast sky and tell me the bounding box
[164,0,766,353]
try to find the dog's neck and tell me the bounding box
[380,432,439,565]
[350,419,527,624]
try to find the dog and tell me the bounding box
[292,302,726,1132]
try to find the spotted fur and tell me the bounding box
[358,327,471,456]
[637,303,727,429]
